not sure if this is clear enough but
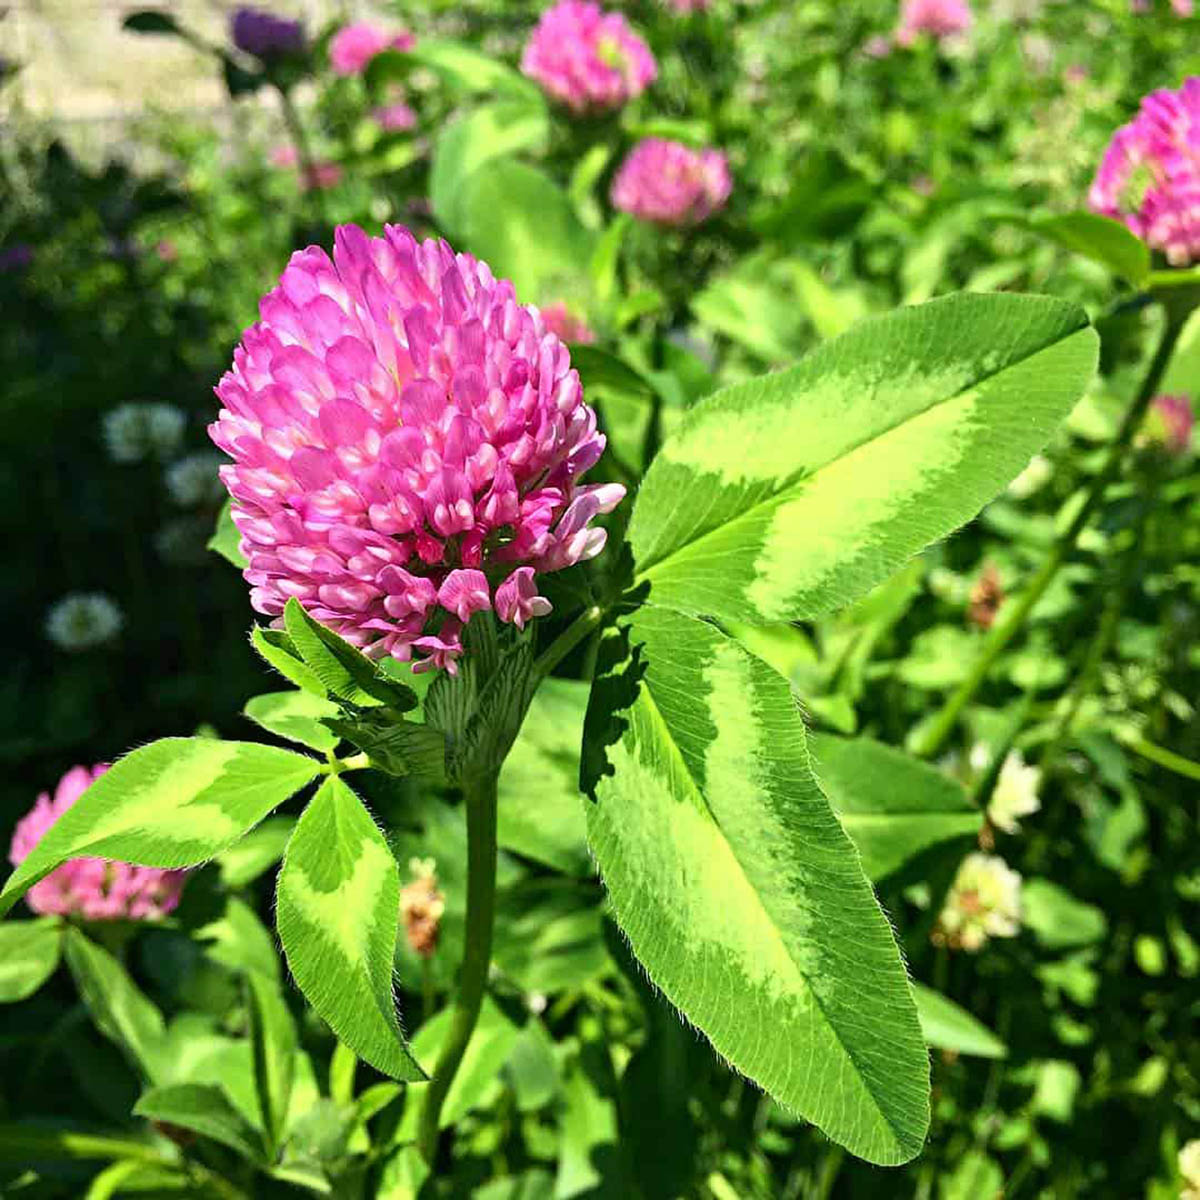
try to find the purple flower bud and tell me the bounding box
[231,7,306,62]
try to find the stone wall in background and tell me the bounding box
[2,1,384,129]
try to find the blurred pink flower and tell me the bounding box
[1148,393,1195,453]
[1173,0,1194,15]
[230,7,305,60]
[896,0,972,46]
[664,0,708,10]
[521,1,656,114]
[155,239,178,263]
[209,224,623,674]
[302,162,343,191]
[1089,77,1200,266]
[863,34,895,58]
[10,766,187,921]
[611,138,731,226]
[329,22,415,77]
[374,101,418,132]
[269,145,341,191]
[539,301,596,344]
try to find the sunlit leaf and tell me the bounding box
[0,739,321,919]
[630,293,1098,624]
[583,608,929,1165]
[276,776,424,1081]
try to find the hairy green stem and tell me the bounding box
[417,770,499,1164]
[912,308,1187,759]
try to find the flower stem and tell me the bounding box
[912,307,1187,760]
[276,85,328,224]
[534,604,606,681]
[417,770,499,1165]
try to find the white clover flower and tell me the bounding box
[1007,454,1052,499]
[103,403,187,464]
[154,516,212,565]
[987,749,1042,835]
[164,452,225,508]
[1181,1139,1200,1200]
[45,593,124,651]
[936,853,1023,952]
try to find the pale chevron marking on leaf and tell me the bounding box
[0,739,321,918]
[276,776,424,1082]
[629,292,1098,623]
[586,607,929,1165]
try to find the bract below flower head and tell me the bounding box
[10,766,187,921]
[1090,78,1200,266]
[210,223,624,674]
[521,1,656,114]
[230,7,306,61]
[611,139,732,227]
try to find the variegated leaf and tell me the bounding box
[0,739,322,919]
[628,292,1098,624]
[276,775,424,1081]
[583,607,929,1165]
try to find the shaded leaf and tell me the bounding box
[430,101,549,236]
[809,734,981,882]
[246,971,298,1155]
[217,816,296,889]
[1022,879,1107,949]
[134,1083,265,1163]
[0,919,62,1002]
[913,984,1006,1059]
[497,678,592,876]
[1030,211,1150,285]
[208,500,248,569]
[64,929,165,1079]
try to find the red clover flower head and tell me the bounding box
[1089,77,1200,266]
[611,139,732,227]
[210,224,624,674]
[520,1,656,115]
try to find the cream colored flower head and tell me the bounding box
[987,749,1042,835]
[936,852,1022,952]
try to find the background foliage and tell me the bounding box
[1,1,1198,1197]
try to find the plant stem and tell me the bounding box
[912,308,1187,759]
[417,770,499,1165]
[534,604,605,681]
[276,86,328,225]
[1122,735,1200,782]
